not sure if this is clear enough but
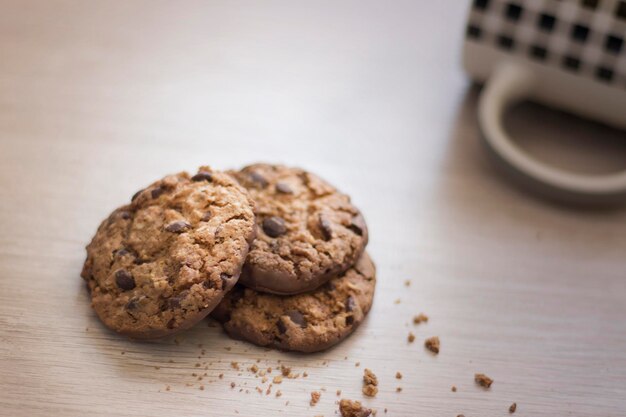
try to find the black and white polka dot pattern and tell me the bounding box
[466,0,626,86]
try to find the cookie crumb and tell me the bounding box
[407,332,415,343]
[276,390,282,398]
[154,366,160,370]
[362,369,378,397]
[394,298,401,304]
[219,373,224,379]
[310,391,321,406]
[230,382,236,389]
[355,362,360,367]
[262,376,268,383]
[273,375,283,384]
[250,364,259,373]
[457,415,465,417]
[303,371,308,378]
[396,387,402,392]
[451,385,457,392]
[413,313,429,324]
[231,361,240,370]
[339,399,372,417]
[267,367,272,373]
[475,373,493,388]
[199,385,204,391]
[266,384,272,395]
[425,336,440,354]
[195,363,201,368]
[509,403,517,413]
[395,372,402,379]
[337,389,342,396]
[281,365,291,376]
[165,385,170,391]
[404,279,411,287]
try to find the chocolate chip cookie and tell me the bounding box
[81,167,256,339]
[211,252,376,352]
[230,164,368,295]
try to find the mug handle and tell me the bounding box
[478,63,626,204]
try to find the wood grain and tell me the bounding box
[1,1,625,416]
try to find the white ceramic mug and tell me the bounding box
[463,0,626,203]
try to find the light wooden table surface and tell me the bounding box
[1,1,625,416]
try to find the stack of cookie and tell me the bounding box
[82,164,375,352]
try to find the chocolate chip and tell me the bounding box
[131,189,143,202]
[220,273,232,289]
[120,211,131,220]
[168,297,181,309]
[191,171,213,182]
[346,296,356,312]
[262,216,287,238]
[286,310,307,328]
[169,291,188,309]
[134,258,148,265]
[201,212,212,221]
[203,279,216,289]
[319,215,333,241]
[275,182,293,194]
[166,318,176,329]
[126,298,139,310]
[347,221,363,236]
[346,315,354,325]
[277,319,287,334]
[115,248,129,257]
[151,186,165,199]
[165,221,191,233]
[249,171,268,188]
[115,269,135,291]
